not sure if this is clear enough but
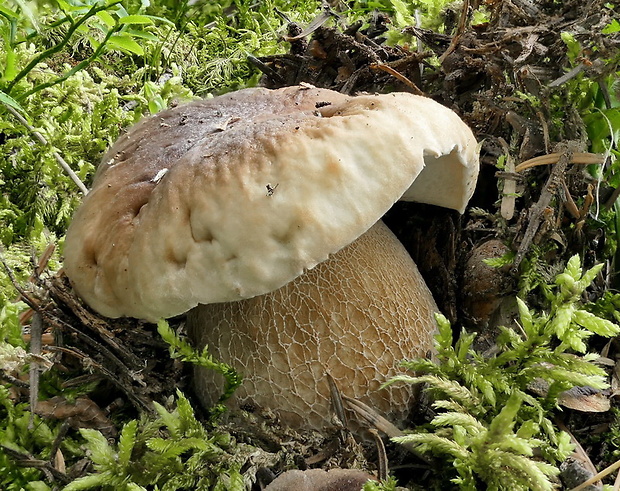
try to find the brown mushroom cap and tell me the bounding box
[63,86,478,322]
[263,468,377,491]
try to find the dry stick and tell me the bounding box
[46,345,153,414]
[370,63,425,95]
[569,458,620,491]
[19,243,57,325]
[498,138,517,220]
[0,372,30,388]
[44,311,144,388]
[28,312,43,429]
[557,419,602,490]
[549,63,586,88]
[49,421,71,473]
[515,152,606,173]
[560,178,582,220]
[48,276,146,372]
[33,243,56,279]
[438,0,470,64]
[0,444,70,484]
[512,149,573,272]
[369,428,388,482]
[535,109,551,154]
[327,373,348,429]
[281,6,334,41]
[0,254,47,419]
[0,253,40,314]
[342,395,430,464]
[414,9,424,81]
[3,104,88,195]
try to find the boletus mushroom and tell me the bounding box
[63,85,479,430]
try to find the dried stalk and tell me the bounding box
[515,152,606,173]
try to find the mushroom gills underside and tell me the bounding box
[187,220,439,430]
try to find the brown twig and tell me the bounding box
[0,254,40,312]
[342,395,430,463]
[0,444,70,484]
[370,63,425,95]
[282,5,336,41]
[369,428,388,482]
[438,0,470,64]
[515,152,606,172]
[0,372,30,388]
[327,373,348,428]
[28,312,43,429]
[512,148,573,272]
[560,178,581,220]
[43,312,145,389]
[569,459,620,491]
[46,345,153,414]
[498,138,517,220]
[48,275,146,371]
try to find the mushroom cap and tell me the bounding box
[263,468,376,491]
[63,86,478,321]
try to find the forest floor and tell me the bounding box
[5,1,620,489]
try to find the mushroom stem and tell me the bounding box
[187,221,438,430]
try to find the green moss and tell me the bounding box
[62,391,257,491]
[390,256,619,489]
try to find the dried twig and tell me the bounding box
[48,275,145,371]
[28,313,43,429]
[43,311,145,389]
[368,428,388,482]
[512,148,573,271]
[0,253,39,311]
[438,0,470,63]
[370,63,425,95]
[0,372,29,388]
[498,138,517,220]
[569,459,620,491]
[282,5,337,41]
[46,345,153,414]
[342,395,430,463]
[549,63,585,87]
[327,373,348,428]
[560,178,581,220]
[0,444,71,484]
[515,152,606,172]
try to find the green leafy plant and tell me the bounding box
[0,1,193,246]
[390,256,619,490]
[363,476,398,490]
[0,382,85,491]
[157,319,242,413]
[63,391,247,491]
[1,0,170,102]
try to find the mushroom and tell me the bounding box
[63,85,479,430]
[263,468,377,491]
